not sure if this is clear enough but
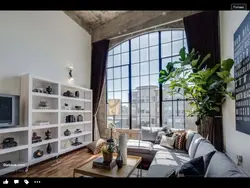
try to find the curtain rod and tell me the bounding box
[109,18,183,40]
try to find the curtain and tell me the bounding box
[183,11,223,151]
[91,39,110,141]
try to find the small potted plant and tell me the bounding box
[101,142,116,164]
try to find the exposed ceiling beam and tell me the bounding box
[92,11,201,42]
[64,11,92,35]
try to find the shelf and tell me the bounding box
[60,131,92,141]
[32,138,58,147]
[61,110,91,113]
[61,96,91,102]
[0,145,28,155]
[61,83,92,92]
[60,121,90,127]
[30,153,58,165]
[32,124,59,130]
[0,160,27,176]
[0,127,28,133]
[32,92,59,98]
[60,142,90,155]
[32,109,59,113]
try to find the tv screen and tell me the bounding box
[0,96,12,124]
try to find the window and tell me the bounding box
[107,30,196,130]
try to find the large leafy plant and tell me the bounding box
[159,47,235,121]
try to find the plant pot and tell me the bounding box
[103,152,113,164]
[200,116,214,139]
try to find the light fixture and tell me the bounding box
[68,66,74,81]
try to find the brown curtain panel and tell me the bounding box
[91,39,110,141]
[183,11,223,151]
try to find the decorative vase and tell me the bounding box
[118,133,127,164]
[45,130,51,140]
[46,143,52,154]
[75,91,79,98]
[33,149,43,158]
[116,149,123,169]
[64,129,71,136]
[103,152,113,164]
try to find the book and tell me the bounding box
[92,157,116,170]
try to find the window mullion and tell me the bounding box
[129,40,132,130]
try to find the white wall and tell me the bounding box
[0,11,91,95]
[220,11,250,176]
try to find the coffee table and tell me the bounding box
[73,154,142,178]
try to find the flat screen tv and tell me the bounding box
[0,94,19,128]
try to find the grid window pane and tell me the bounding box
[184,40,188,50]
[132,50,139,63]
[114,91,122,100]
[161,31,171,43]
[114,45,121,54]
[122,52,129,65]
[172,56,179,62]
[150,46,159,60]
[172,30,183,41]
[114,67,121,79]
[150,74,159,86]
[107,68,113,80]
[107,80,113,91]
[114,54,121,66]
[121,66,128,78]
[107,56,113,67]
[121,116,130,129]
[140,48,149,62]
[140,34,149,48]
[162,101,173,129]
[114,79,121,91]
[121,41,129,52]
[121,103,129,116]
[149,32,159,46]
[122,78,129,90]
[122,91,129,102]
[108,49,113,56]
[132,63,139,77]
[114,116,122,128]
[162,57,171,69]
[141,75,149,86]
[150,60,159,74]
[172,40,183,56]
[131,37,139,50]
[140,62,149,75]
[107,92,113,100]
[161,43,171,57]
[132,77,140,90]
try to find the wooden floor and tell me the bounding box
[7,148,98,177]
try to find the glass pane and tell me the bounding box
[114,91,122,100]
[140,34,149,48]
[184,31,186,39]
[162,57,171,70]
[108,48,113,56]
[184,39,188,50]
[107,92,113,100]
[122,91,129,102]
[114,54,121,66]
[150,60,159,74]
[107,116,113,125]
[132,77,140,90]
[140,75,149,87]
[149,32,159,46]
[113,67,121,79]
[107,68,113,80]
[149,46,159,60]
[150,74,159,86]
[107,80,113,91]
[121,116,130,129]
[150,86,159,102]
[113,45,121,54]
[121,41,129,52]
[140,89,149,103]
[140,48,149,62]
[132,63,139,77]
[107,56,113,67]
[172,30,183,41]
[114,116,122,129]
[122,52,129,65]
[185,101,197,131]
[131,37,139,50]
[173,100,184,129]
[162,85,172,100]
[172,40,183,56]
[161,31,171,43]
[140,62,149,75]
[121,103,129,116]
[172,56,179,62]
[132,90,139,103]
[121,66,128,78]
[114,79,121,91]
[161,43,171,57]
[162,101,173,129]
[132,116,140,129]
[122,78,129,90]
[132,50,139,63]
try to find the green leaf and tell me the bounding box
[222,58,234,71]
[159,70,167,76]
[217,71,230,79]
[179,47,186,61]
[198,53,211,70]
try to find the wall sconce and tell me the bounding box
[68,66,74,81]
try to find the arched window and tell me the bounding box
[106,29,196,130]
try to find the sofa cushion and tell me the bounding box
[194,140,217,159]
[188,133,204,159]
[205,151,248,177]
[127,139,153,154]
[185,130,195,151]
[154,131,166,144]
[147,150,190,177]
[141,127,161,142]
[153,144,188,154]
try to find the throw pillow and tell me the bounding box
[203,151,216,172]
[86,138,106,154]
[160,135,176,149]
[154,131,166,144]
[176,131,187,150]
[175,156,205,177]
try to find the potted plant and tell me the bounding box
[158,47,235,137]
[101,142,116,164]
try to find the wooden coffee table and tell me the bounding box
[73,154,142,178]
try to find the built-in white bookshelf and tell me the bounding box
[0,74,92,176]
